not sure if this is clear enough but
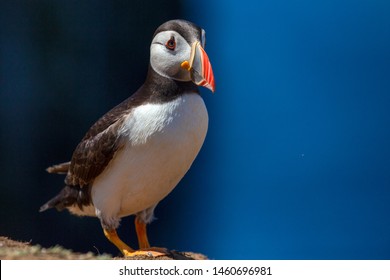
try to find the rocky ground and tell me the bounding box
[0,236,207,260]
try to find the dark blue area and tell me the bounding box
[1,0,390,259]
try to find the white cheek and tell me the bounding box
[150,41,192,81]
[150,45,176,78]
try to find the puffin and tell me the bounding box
[40,19,215,257]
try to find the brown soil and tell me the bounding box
[0,236,207,260]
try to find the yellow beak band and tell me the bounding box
[181,60,191,71]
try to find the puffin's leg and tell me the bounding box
[103,228,134,255]
[103,228,166,257]
[134,207,169,255]
[135,216,150,249]
[98,210,164,257]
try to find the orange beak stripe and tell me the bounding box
[181,41,215,93]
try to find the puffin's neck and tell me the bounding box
[142,65,199,102]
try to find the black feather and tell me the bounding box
[39,185,91,212]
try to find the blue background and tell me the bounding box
[1,0,389,259]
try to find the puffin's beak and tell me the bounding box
[181,41,215,92]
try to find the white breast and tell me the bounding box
[85,93,208,222]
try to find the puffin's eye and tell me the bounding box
[165,36,176,50]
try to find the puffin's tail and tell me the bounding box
[39,185,79,212]
[39,185,91,212]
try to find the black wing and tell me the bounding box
[64,95,137,187]
[51,84,153,187]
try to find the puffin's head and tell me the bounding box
[150,19,215,92]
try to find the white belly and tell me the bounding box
[83,93,208,221]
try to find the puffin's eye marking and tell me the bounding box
[165,36,176,50]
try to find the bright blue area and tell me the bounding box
[181,0,390,259]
